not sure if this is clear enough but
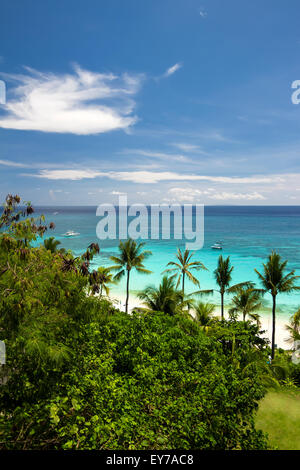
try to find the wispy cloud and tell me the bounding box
[208,191,265,201]
[23,168,286,185]
[132,126,236,144]
[163,63,183,78]
[170,142,210,155]
[167,187,265,202]
[0,159,29,168]
[199,10,207,19]
[171,143,201,152]
[0,65,143,135]
[121,148,191,162]
[26,169,100,180]
[168,187,209,202]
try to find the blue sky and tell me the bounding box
[1,0,300,205]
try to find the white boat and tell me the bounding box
[211,242,223,250]
[63,230,80,237]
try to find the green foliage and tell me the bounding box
[110,239,152,280]
[285,307,300,344]
[213,255,252,320]
[214,255,234,295]
[228,287,263,322]
[89,266,114,296]
[255,251,300,297]
[110,238,152,313]
[137,276,187,315]
[0,312,268,450]
[193,301,215,326]
[255,251,300,359]
[43,237,64,254]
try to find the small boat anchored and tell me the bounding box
[63,230,80,237]
[211,241,223,250]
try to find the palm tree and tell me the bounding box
[193,301,215,326]
[163,248,207,295]
[213,255,251,320]
[110,239,152,313]
[228,286,263,322]
[255,251,300,359]
[249,313,262,329]
[137,276,184,315]
[93,266,114,297]
[285,307,300,345]
[43,237,63,253]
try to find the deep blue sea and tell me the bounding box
[31,205,300,320]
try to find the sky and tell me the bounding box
[1,0,300,205]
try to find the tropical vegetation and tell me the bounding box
[285,307,300,344]
[213,255,252,320]
[137,276,186,315]
[228,285,263,322]
[110,239,152,313]
[255,251,300,359]
[0,194,299,450]
[163,248,207,294]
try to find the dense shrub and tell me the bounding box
[0,310,268,450]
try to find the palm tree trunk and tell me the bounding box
[243,312,246,322]
[271,294,276,360]
[125,269,130,314]
[221,291,224,320]
[100,284,103,297]
[182,272,185,295]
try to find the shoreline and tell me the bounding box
[108,289,292,350]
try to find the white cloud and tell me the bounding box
[208,191,266,201]
[167,187,265,202]
[122,148,191,162]
[0,65,143,134]
[199,10,207,18]
[29,169,101,180]
[0,159,29,168]
[24,168,287,185]
[102,171,282,185]
[168,187,207,202]
[164,63,183,77]
[171,143,202,153]
[110,190,126,195]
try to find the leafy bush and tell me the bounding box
[0,311,268,449]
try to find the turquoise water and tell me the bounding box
[34,206,300,319]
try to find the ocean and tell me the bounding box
[31,205,300,323]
